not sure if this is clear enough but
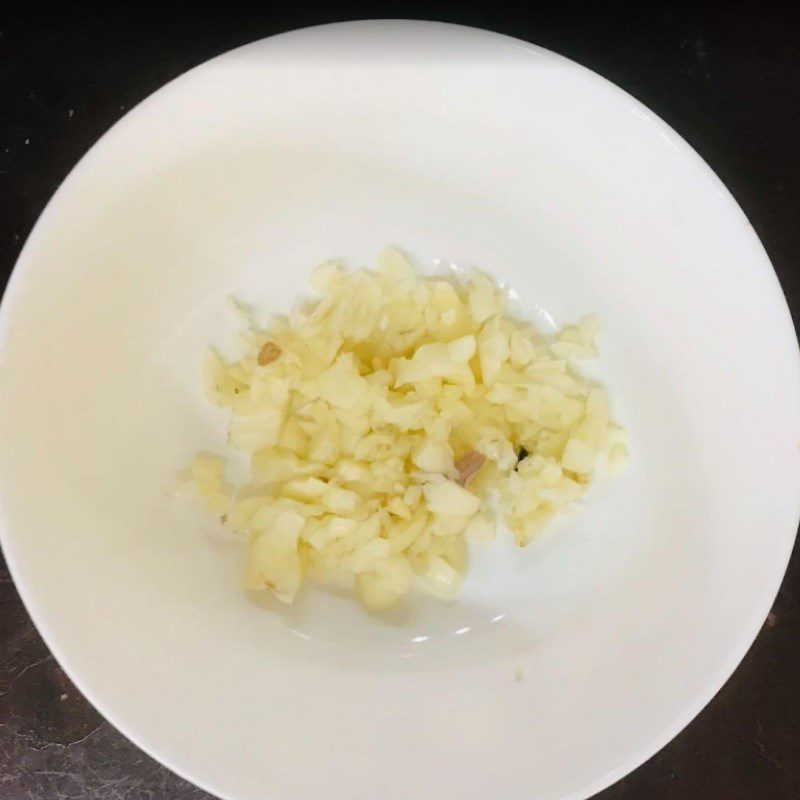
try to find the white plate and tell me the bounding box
[1,20,798,800]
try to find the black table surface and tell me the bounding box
[1,5,798,799]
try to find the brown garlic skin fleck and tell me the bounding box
[258,342,282,366]
[455,451,486,487]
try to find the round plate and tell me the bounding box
[1,20,798,800]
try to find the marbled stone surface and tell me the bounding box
[1,5,798,798]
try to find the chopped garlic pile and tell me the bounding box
[189,248,628,611]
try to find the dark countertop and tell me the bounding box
[1,5,798,799]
